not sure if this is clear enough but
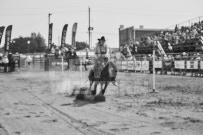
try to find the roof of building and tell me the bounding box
[134,28,174,32]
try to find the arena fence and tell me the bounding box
[18,54,86,72]
[115,59,203,77]
[7,54,201,78]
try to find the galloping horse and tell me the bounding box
[88,56,117,95]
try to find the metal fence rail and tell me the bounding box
[115,59,203,77]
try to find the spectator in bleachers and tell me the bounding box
[181,52,188,60]
[195,53,201,60]
[131,19,203,57]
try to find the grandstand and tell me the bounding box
[119,18,203,55]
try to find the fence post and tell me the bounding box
[152,42,156,92]
[61,56,64,71]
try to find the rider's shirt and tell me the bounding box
[94,43,107,57]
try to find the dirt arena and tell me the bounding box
[0,70,203,135]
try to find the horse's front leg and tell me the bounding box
[92,81,97,95]
[88,81,94,95]
[102,81,109,95]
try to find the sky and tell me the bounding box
[0,0,203,48]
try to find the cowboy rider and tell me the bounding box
[93,36,118,86]
[94,36,107,58]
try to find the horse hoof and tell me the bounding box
[76,94,85,100]
[94,95,106,102]
[91,90,96,95]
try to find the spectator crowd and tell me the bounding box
[136,20,203,50]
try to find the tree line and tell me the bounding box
[0,32,89,54]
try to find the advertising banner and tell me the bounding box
[122,61,127,70]
[141,61,149,71]
[200,61,203,69]
[174,61,185,69]
[134,61,141,71]
[76,51,86,57]
[186,61,198,69]
[127,61,134,70]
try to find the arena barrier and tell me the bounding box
[115,59,203,77]
[15,54,203,77]
[44,54,86,71]
[19,56,27,71]
[12,54,20,72]
[32,55,45,71]
[17,54,45,71]
[116,60,150,72]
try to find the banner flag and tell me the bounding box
[61,24,68,48]
[4,25,12,53]
[0,26,5,45]
[48,23,53,50]
[71,23,77,48]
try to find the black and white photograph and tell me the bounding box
[0,0,203,134]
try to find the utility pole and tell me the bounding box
[48,13,52,28]
[48,13,52,50]
[88,7,93,48]
[88,7,91,48]
[153,41,156,92]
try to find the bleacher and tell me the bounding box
[134,20,203,55]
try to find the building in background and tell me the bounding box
[119,25,173,48]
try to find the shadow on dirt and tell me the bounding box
[60,98,104,107]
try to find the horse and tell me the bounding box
[88,56,117,95]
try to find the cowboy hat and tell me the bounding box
[98,36,106,41]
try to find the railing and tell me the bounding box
[115,59,203,77]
